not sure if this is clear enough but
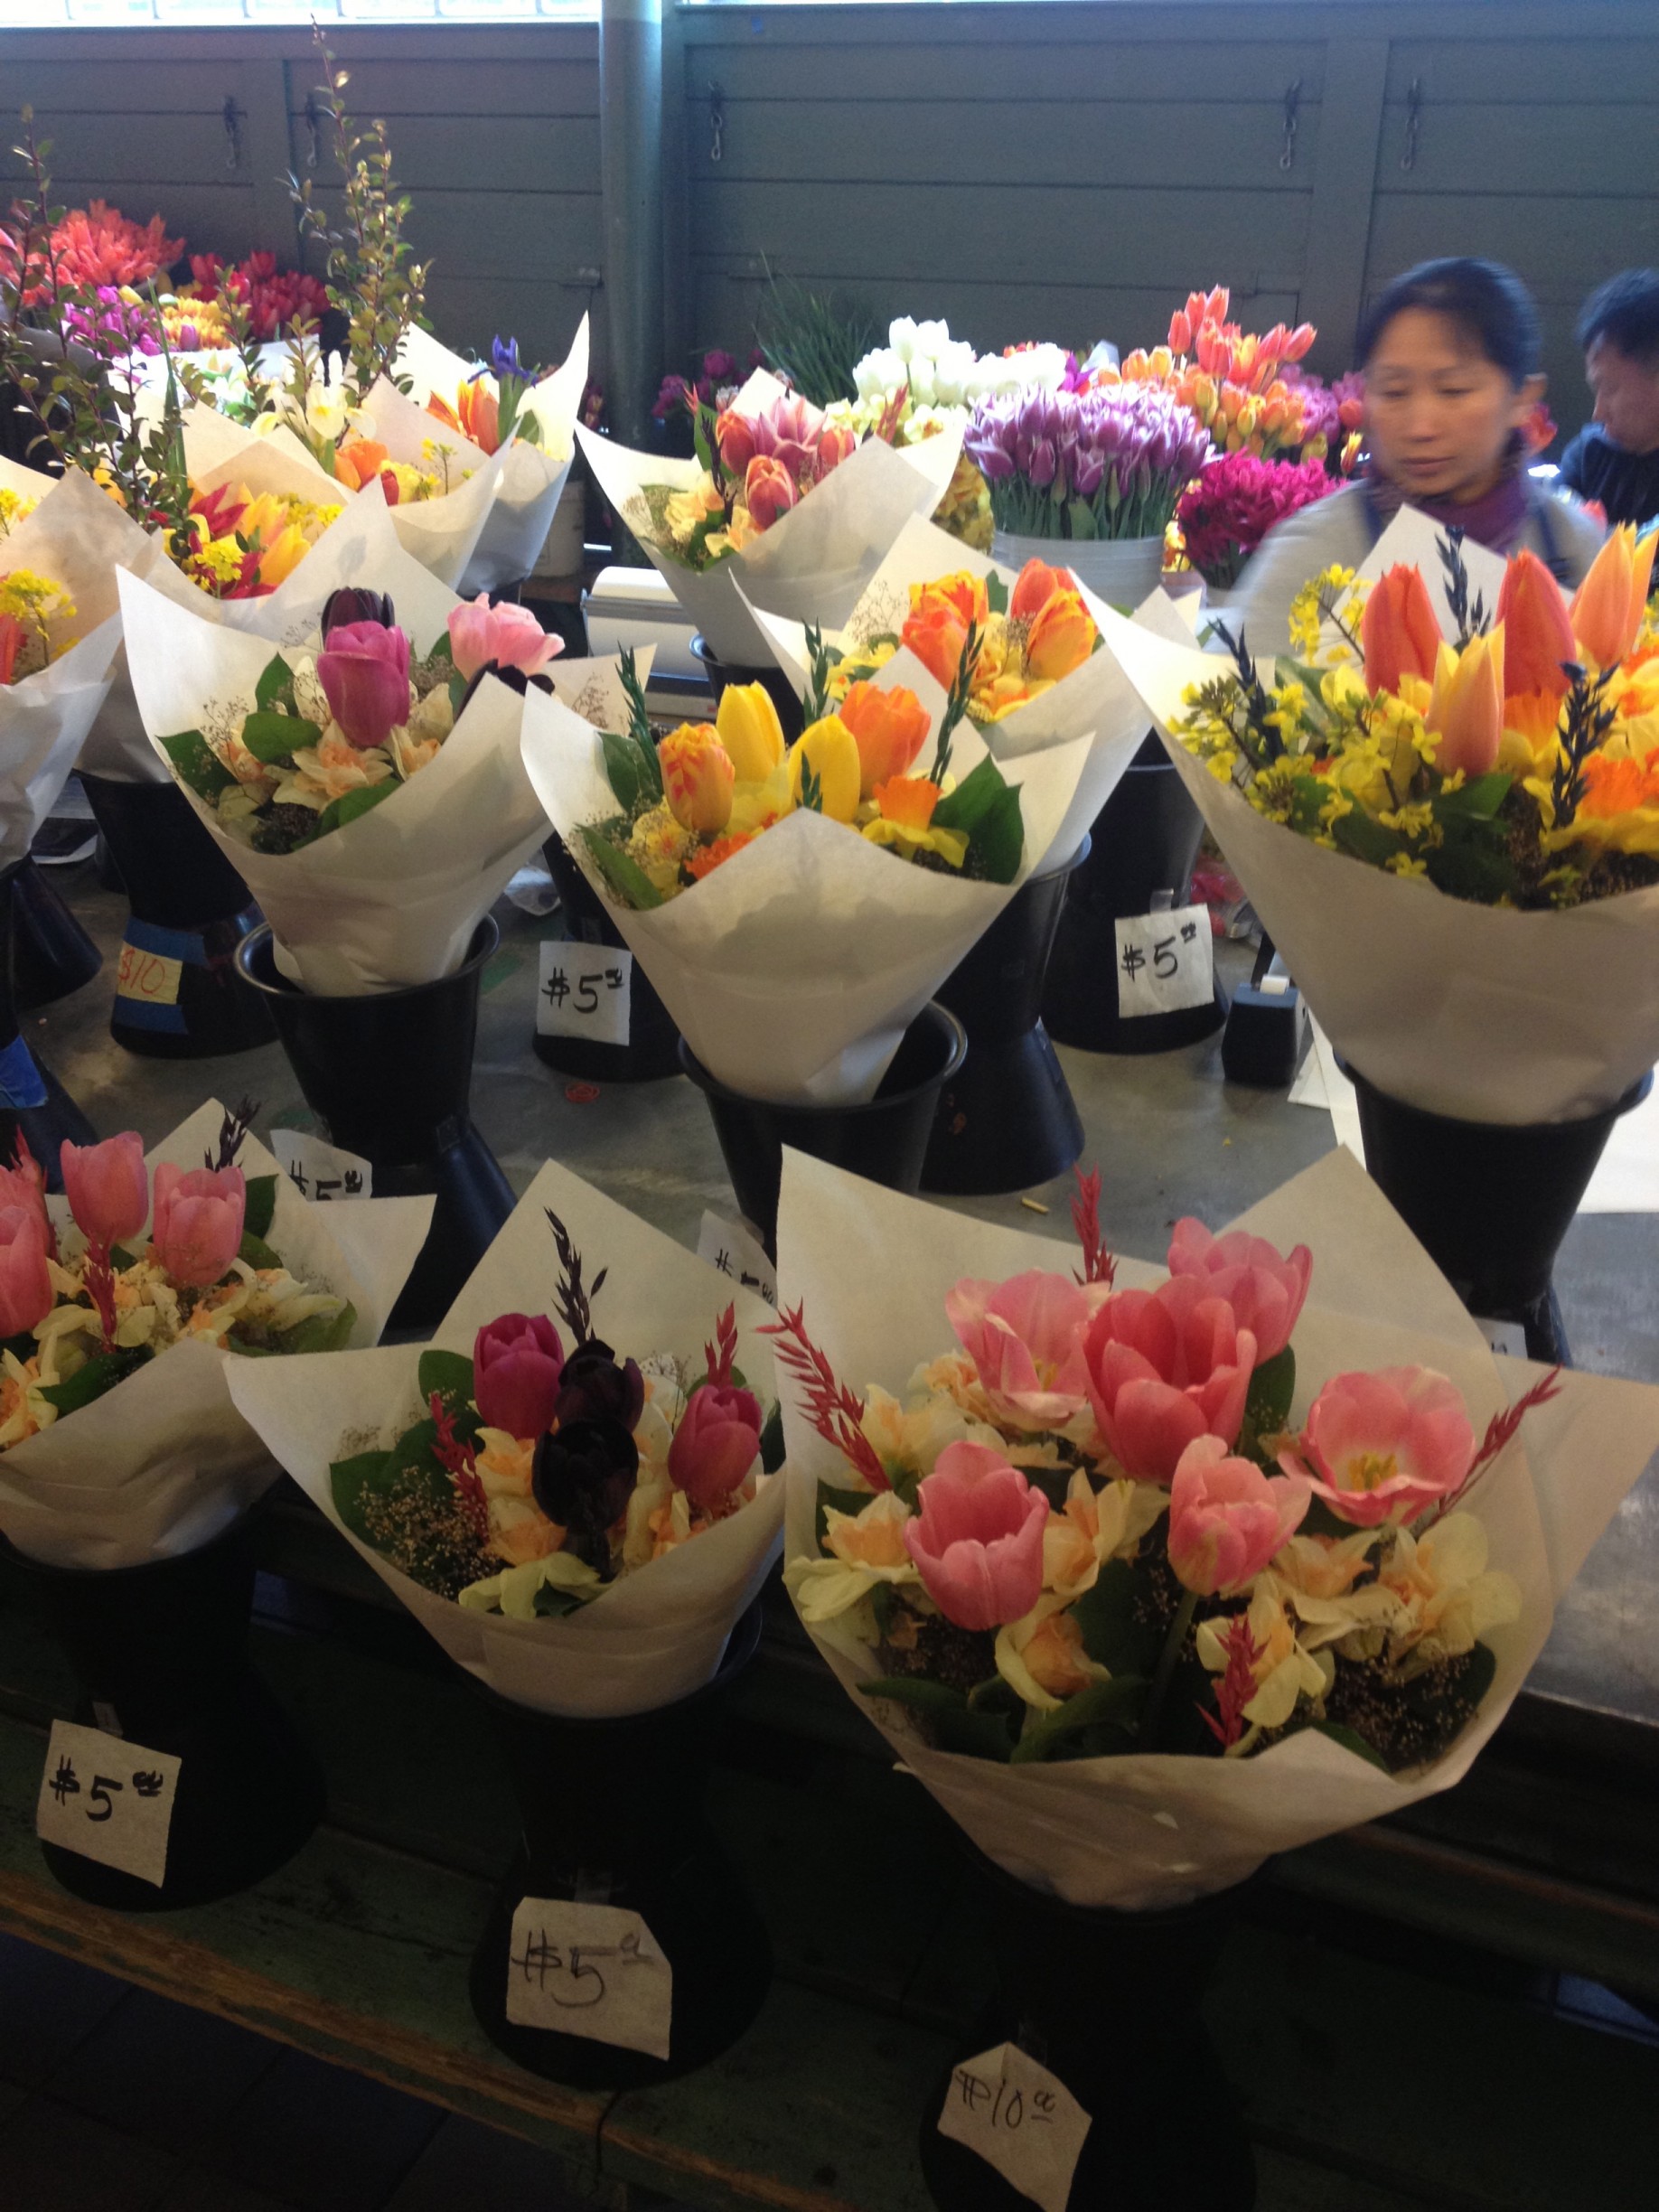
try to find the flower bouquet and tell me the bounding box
[745,511,1158,869]
[1174,451,1337,594]
[520,622,1091,1103]
[1092,286,1323,464]
[577,368,963,663]
[391,317,592,594]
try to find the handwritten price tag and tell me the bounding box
[116,941,183,1008]
[506,1898,671,2058]
[539,943,632,1048]
[695,1210,778,1310]
[936,2043,1092,2212]
[1475,1316,1530,1360]
[1113,904,1214,1018]
[269,1129,373,1202]
[36,1720,180,1889]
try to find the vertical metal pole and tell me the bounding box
[599,0,665,449]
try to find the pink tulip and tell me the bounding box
[902,1440,1049,1632]
[446,594,564,684]
[945,1269,1104,1431]
[151,1163,246,1289]
[669,1381,764,1512]
[0,1206,52,1338]
[1165,1219,1312,1364]
[744,454,799,531]
[1279,1365,1475,1527]
[473,1313,565,1439]
[817,422,857,473]
[61,1132,149,1251]
[317,620,411,750]
[715,406,758,477]
[1167,1435,1308,1597]
[0,1133,51,1246]
[1081,1277,1258,1482]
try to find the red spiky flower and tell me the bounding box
[429,1391,489,1543]
[1071,1164,1115,1289]
[760,1302,887,1491]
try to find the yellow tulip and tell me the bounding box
[787,717,861,823]
[1570,526,1658,669]
[659,722,736,834]
[1425,630,1504,779]
[714,681,785,783]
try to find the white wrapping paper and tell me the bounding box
[0,454,55,511]
[745,512,1157,869]
[0,1101,432,1571]
[520,677,1091,1103]
[777,1144,1659,1908]
[578,370,963,663]
[391,317,590,594]
[227,1160,783,1719]
[117,503,552,995]
[1100,600,1659,1125]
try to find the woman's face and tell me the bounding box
[1364,307,1543,502]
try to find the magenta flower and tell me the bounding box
[61,1132,149,1251]
[1165,1220,1312,1365]
[1175,453,1335,588]
[1168,1435,1309,1597]
[1280,1367,1476,1528]
[945,1269,1104,1432]
[447,595,563,683]
[669,1381,764,1512]
[317,621,411,750]
[0,1207,52,1338]
[902,1441,1049,1632]
[1081,1277,1258,1482]
[473,1313,565,1439]
[150,1164,245,1289]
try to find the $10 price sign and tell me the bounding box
[35,1720,181,1889]
[506,1897,672,2058]
[936,2041,1092,2212]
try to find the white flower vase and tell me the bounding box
[991,529,1166,610]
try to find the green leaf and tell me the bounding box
[576,821,664,911]
[858,1676,1014,1760]
[280,1301,357,1354]
[1009,1675,1147,1764]
[161,729,235,801]
[39,1344,151,1415]
[417,1348,475,1417]
[244,1174,277,1242]
[448,670,470,717]
[314,780,399,839]
[600,726,651,814]
[759,1401,785,1475]
[932,753,1011,837]
[532,1582,588,1617]
[1311,1720,1392,1774]
[815,1480,879,1547]
[984,571,1008,616]
[238,1232,284,1271]
[1437,770,1512,821]
[859,1673,965,1716]
[1065,497,1099,542]
[239,708,307,764]
[1239,1345,1296,1461]
[1070,1556,1165,1677]
[329,1449,397,1542]
[427,631,454,664]
[254,651,294,709]
[964,783,1025,885]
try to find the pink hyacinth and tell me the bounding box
[150,1164,245,1289]
[1081,1276,1257,1482]
[945,1269,1105,1432]
[446,595,563,683]
[903,1441,1049,1632]
[1165,1219,1312,1364]
[1167,1434,1308,1597]
[1280,1365,1476,1528]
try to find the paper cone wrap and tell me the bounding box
[0,1101,432,1571]
[777,1145,1659,1907]
[521,674,1091,1102]
[227,1161,783,1719]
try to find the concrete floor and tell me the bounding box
[24,856,1659,1730]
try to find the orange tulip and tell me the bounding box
[871,774,941,828]
[428,381,501,455]
[1024,587,1096,684]
[1008,558,1074,622]
[1425,632,1505,779]
[659,722,736,835]
[902,598,971,692]
[1570,526,1658,669]
[839,680,931,798]
[1496,549,1576,702]
[912,571,989,629]
[1362,565,1441,695]
[332,437,390,492]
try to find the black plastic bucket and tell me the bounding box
[535,831,682,1082]
[10,856,102,1010]
[0,857,96,1183]
[689,633,806,744]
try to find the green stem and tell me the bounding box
[1140,1585,1199,1751]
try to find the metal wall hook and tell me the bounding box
[1279,79,1301,173]
[304,91,324,171]
[222,95,245,172]
[708,80,726,166]
[1401,78,1423,173]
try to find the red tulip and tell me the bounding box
[1362,566,1441,695]
[744,455,799,531]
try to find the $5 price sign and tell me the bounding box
[1113,903,1214,1017]
[506,1897,672,2058]
[539,943,633,1048]
[35,1720,181,1889]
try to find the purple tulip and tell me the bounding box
[317,621,412,751]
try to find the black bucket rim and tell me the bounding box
[0,1506,249,1590]
[677,999,969,1119]
[1341,1057,1654,1139]
[234,914,501,1009]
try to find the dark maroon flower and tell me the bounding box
[554,1340,645,1432]
[531,1417,639,1574]
[321,587,396,637]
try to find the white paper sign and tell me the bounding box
[538,942,633,1047]
[1113,904,1214,1017]
[35,1720,180,1889]
[505,1897,672,2058]
[936,2041,1092,2212]
[269,1129,374,1202]
[697,1210,779,1310]
[1475,1317,1531,1360]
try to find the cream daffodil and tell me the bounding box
[1043,1467,1168,1603]
[784,1489,921,1625]
[996,1593,1109,1713]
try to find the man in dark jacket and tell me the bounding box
[1560,270,1659,528]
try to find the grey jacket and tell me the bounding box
[1227,481,1606,658]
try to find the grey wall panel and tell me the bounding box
[685,39,1326,105]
